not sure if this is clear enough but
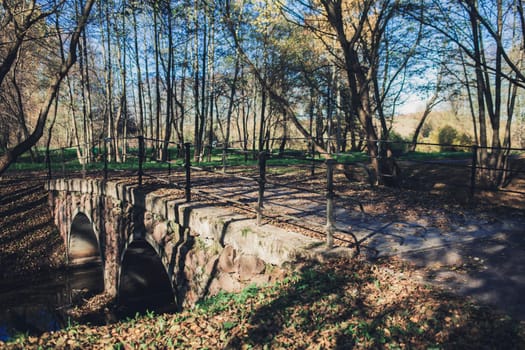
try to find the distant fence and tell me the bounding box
[5,136,525,249]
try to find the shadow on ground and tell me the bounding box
[402,228,525,321]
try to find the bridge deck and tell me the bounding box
[90,167,522,261]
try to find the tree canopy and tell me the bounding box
[0,0,523,185]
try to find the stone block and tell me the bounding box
[167,222,181,243]
[236,255,266,281]
[148,195,168,218]
[165,199,185,222]
[104,181,118,199]
[207,280,220,296]
[191,249,205,270]
[184,290,197,307]
[184,252,196,279]
[152,222,168,244]
[164,241,174,262]
[215,273,241,294]
[204,256,219,277]
[248,274,271,286]
[218,245,236,273]
[144,212,153,232]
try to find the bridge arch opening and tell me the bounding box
[118,240,176,313]
[69,212,101,265]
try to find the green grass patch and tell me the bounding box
[399,151,472,161]
[332,152,369,163]
[195,283,261,314]
[1,147,489,175]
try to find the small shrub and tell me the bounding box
[421,123,433,138]
[437,125,472,152]
[387,131,408,157]
[456,132,473,149]
[438,125,458,149]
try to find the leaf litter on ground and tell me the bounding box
[2,257,525,349]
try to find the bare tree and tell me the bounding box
[409,62,446,151]
[410,0,525,187]
[0,0,96,175]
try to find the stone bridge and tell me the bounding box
[46,178,349,309]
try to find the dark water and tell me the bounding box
[0,264,177,342]
[0,265,104,341]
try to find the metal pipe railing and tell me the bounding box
[18,136,525,252]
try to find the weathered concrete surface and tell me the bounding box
[46,179,353,308]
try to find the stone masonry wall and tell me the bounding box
[47,179,353,308]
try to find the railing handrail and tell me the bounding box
[9,135,525,252]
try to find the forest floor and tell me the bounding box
[1,160,525,348]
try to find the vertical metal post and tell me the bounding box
[46,148,52,181]
[257,151,267,226]
[184,142,191,202]
[206,145,212,163]
[124,136,128,162]
[376,139,384,185]
[167,145,172,184]
[326,159,335,248]
[81,145,86,179]
[61,148,66,178]
[81,155,86,179]
[310,140,316,177]
[104,139,108,181]
[470,145,478,197]
[222,147,227,173]
[138,135,144,187]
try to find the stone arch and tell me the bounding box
[118,237,176,310]
[68,212,101,265]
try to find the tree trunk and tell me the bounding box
[143,17,154,142]
[132,8,145,136]
[224,56,241,151]
[206,12,216,162]
[409,66,444,152]
[81,17,94,162]
[162,2,174,162]
[193,1,201,162]
[153,6,161,158]
[198,15,208,162]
